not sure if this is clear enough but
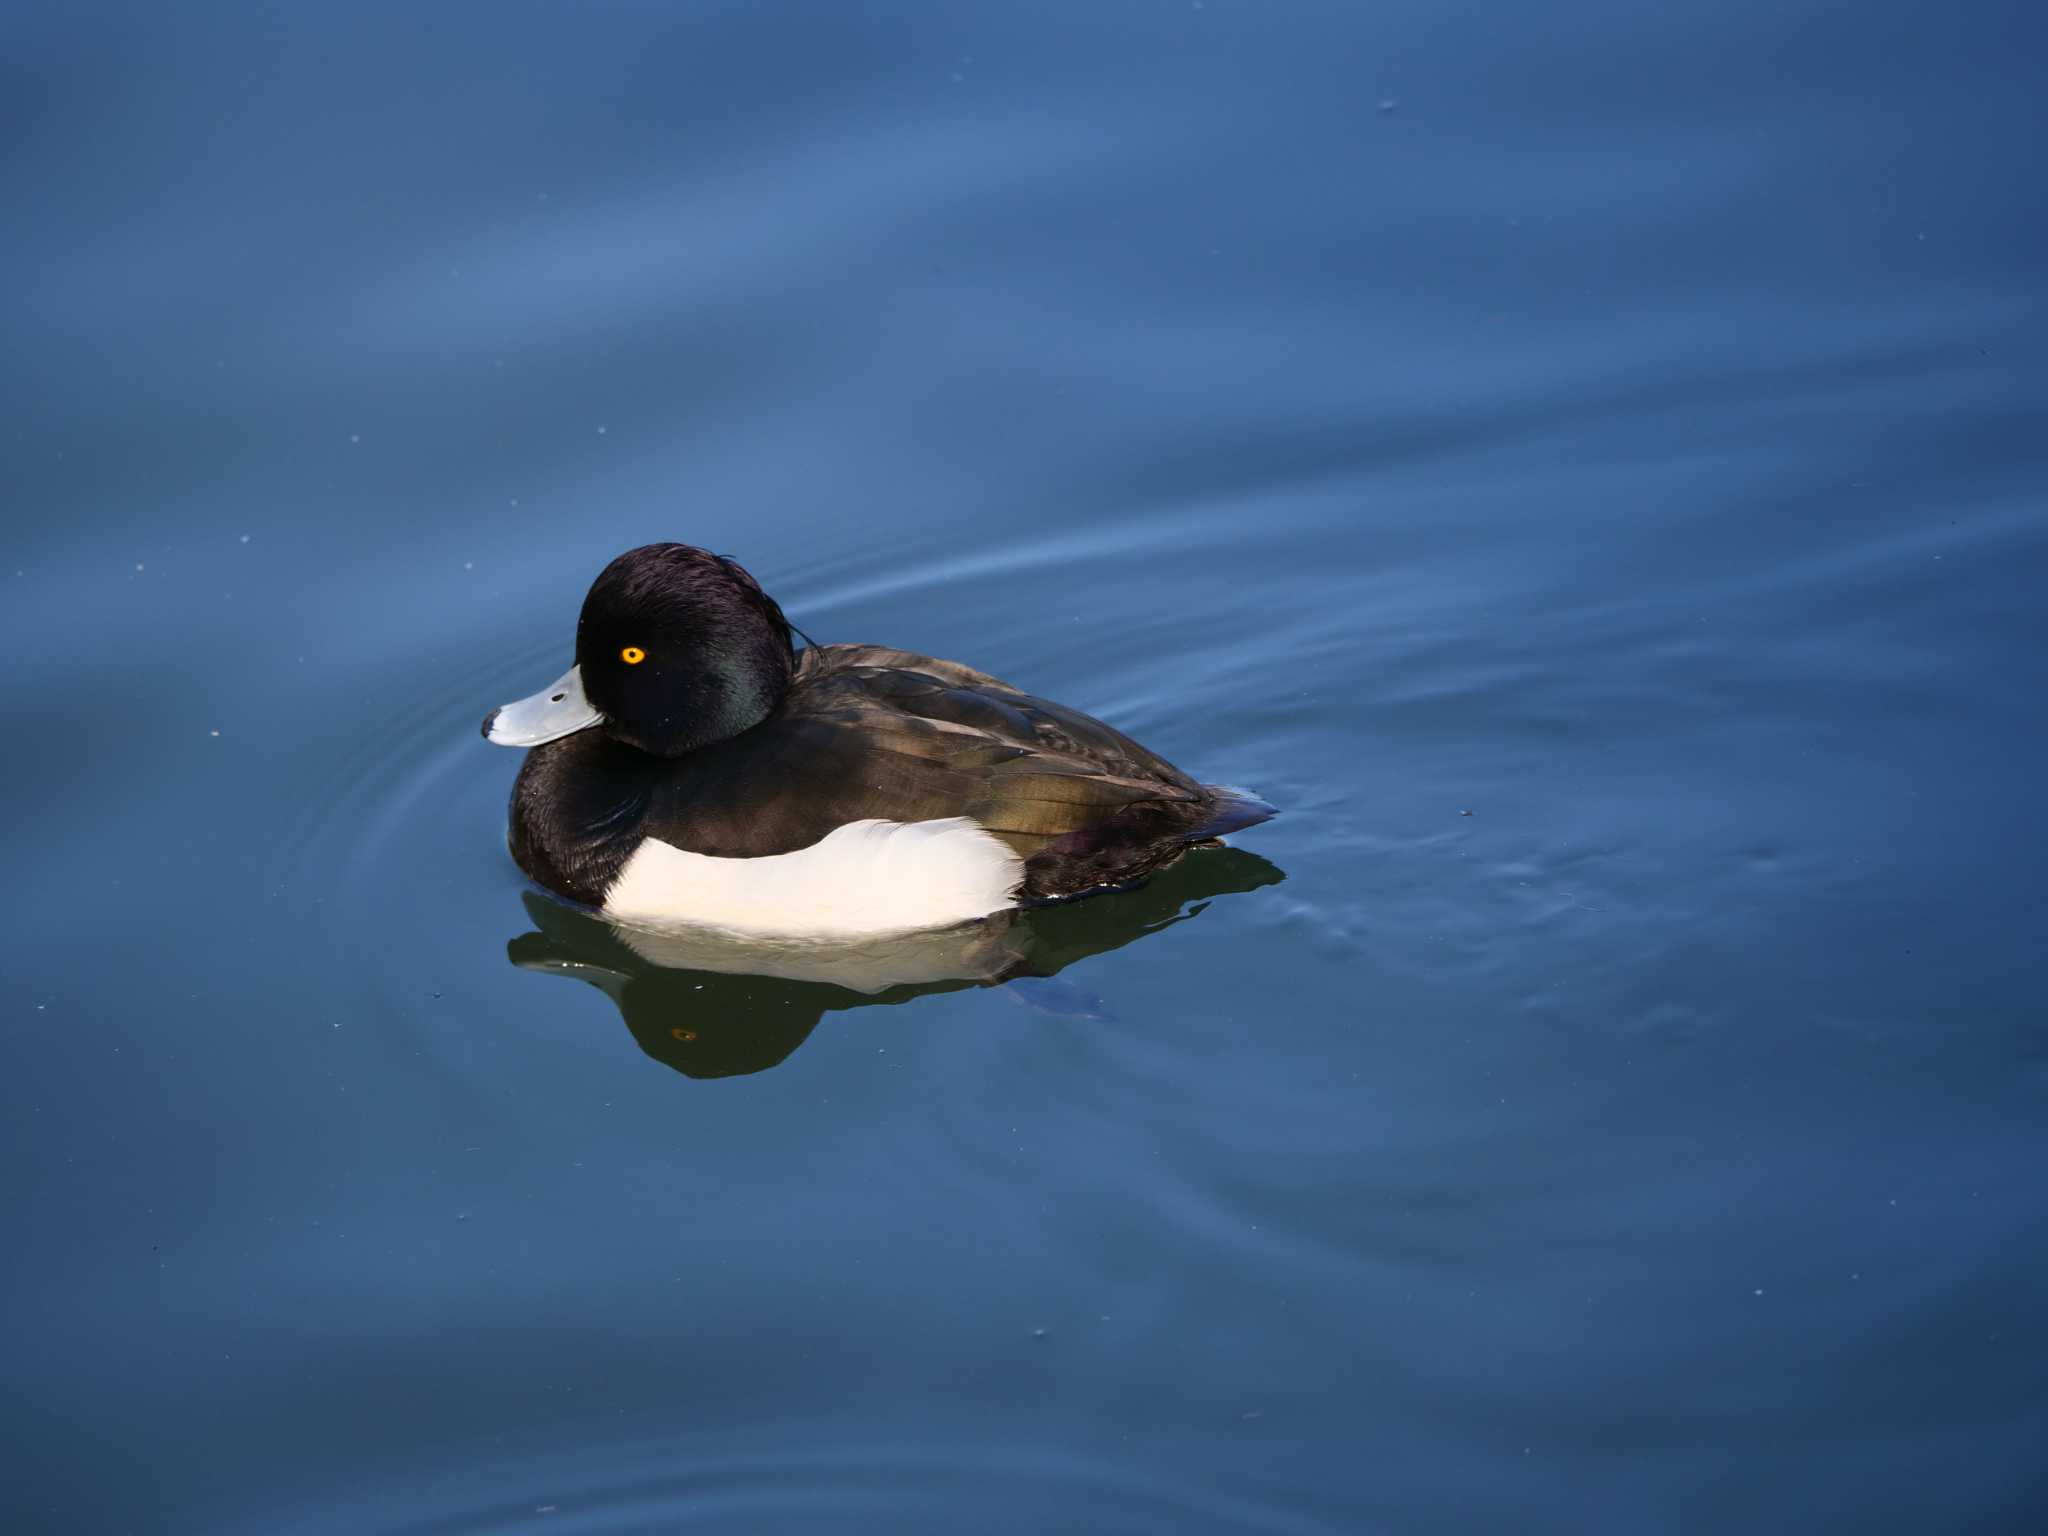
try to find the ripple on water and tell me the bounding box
[274,636,555,1063]
[262,1436,1348,1536]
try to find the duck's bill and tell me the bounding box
[482,665,602,746]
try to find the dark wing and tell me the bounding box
[639,645,1225,895]
[804,643,1204,790]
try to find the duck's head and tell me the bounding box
[482,543,798,757]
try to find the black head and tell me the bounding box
[574,544,798,757]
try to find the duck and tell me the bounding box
[481,543,1274,936]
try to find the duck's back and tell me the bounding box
[614,644,1267,903]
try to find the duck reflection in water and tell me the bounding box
[507,845,1284,1079]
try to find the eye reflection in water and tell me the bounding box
[507,847,1285,1079]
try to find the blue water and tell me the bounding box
[6,2,2046,1531]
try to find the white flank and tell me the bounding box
[601,818,1026,937]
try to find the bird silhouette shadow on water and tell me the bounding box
[506,847,1285,1080]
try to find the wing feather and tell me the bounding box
[637,644,1225,891]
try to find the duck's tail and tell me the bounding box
[1189,784,1277,841]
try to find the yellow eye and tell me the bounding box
[620,646,646,665]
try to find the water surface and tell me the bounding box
[5,2,2046,1531]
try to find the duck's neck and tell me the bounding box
[508,732,661,906]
